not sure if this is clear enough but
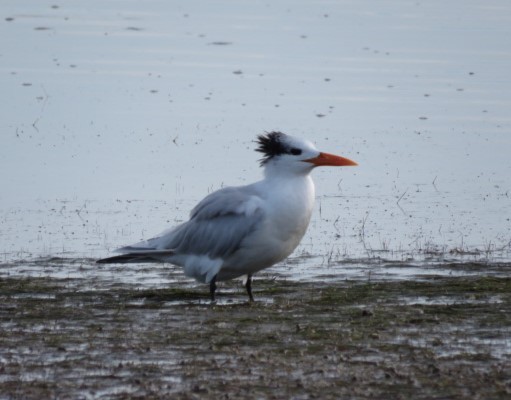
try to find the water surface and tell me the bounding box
[1,0,510,269]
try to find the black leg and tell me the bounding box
[210,275,217,302]
[245,274,254,302]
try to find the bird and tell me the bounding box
[97,132,357,302]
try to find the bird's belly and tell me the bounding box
[217,212,311,281]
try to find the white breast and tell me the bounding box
[218,175,315,280]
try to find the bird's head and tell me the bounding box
[255,131,357,175]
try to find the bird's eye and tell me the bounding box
[290,148,302,156]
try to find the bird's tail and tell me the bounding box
[96,250,174,264]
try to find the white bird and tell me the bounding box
[97,132,357,301]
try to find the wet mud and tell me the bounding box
[1,261,510,399]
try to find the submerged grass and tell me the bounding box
[1,267,511,399]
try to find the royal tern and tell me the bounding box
[97,132,357,301]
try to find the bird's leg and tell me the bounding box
[210,275,217,302]
[245,274,254,302]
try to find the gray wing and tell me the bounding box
[119,186,265,259]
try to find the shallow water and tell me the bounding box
[1,0,510,269]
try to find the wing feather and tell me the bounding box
[118,186,265,260]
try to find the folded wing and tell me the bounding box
[107,186,265,262]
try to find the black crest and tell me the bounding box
[255,131,290,165]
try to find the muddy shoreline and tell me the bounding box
[1,262,510,399]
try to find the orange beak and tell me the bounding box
[304,152,358,167]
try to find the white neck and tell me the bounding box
[262,159,315,179]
